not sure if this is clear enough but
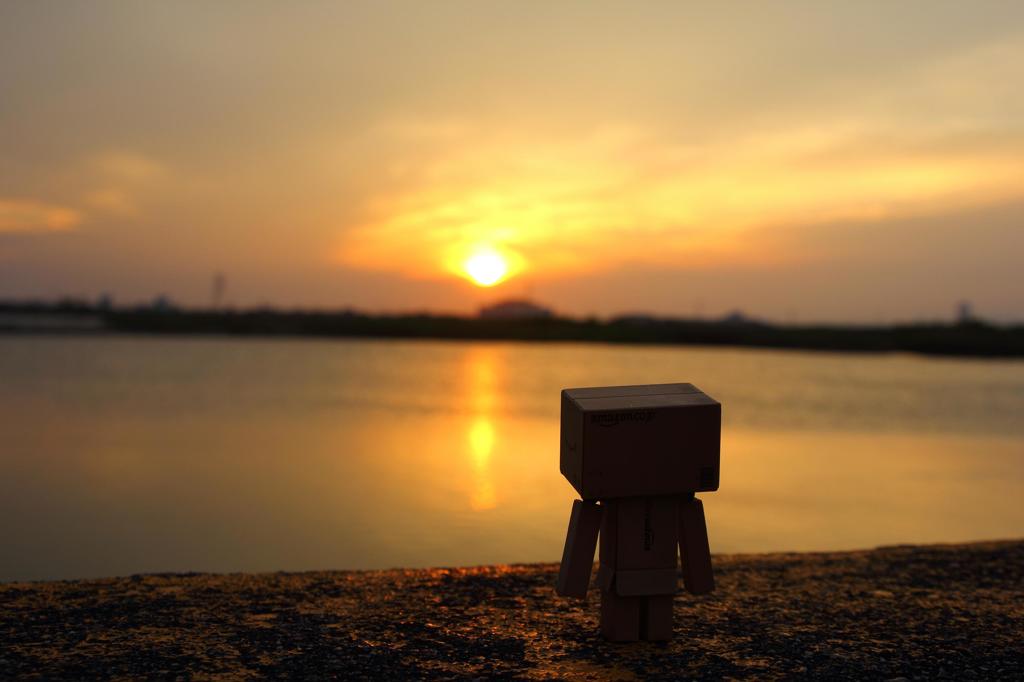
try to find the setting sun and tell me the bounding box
[463,247,509,287]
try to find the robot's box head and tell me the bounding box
[560,382,720,500]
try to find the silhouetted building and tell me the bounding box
[150,295,176,313]
[611,313,660,326]
[479,299,553,320]
[719,310,759,325]
[956,301,975,324]
[212,272,227,309]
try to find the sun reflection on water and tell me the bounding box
[464,348,501,511]
[468,417,497,511]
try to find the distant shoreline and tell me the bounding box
[2,303,1023,358]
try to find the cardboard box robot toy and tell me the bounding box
[555,383,721,641]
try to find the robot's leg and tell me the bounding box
[600,589,640,641]
[679,497,715,595]
[640,595,674,641]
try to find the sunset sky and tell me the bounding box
[2,2,1023,322]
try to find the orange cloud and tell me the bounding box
[89,151,165,183]
[83,188,135,215]
[335,122,1024,283]
[0,199,81,233]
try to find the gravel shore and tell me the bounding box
[2,540,1022,679]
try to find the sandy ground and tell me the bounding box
[2,540,1022,680]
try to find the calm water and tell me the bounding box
[1,335,1023,582]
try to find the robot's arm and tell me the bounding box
[679,496,715,595]
[556,499,602,598]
